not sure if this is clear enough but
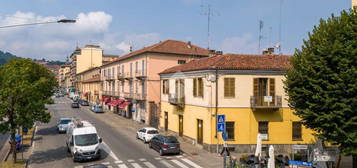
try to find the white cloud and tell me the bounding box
[220,34,258,54]
[116,42,131,53]
[0,11,112,60]
[112,33,162,54]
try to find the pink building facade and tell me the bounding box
[100,40,209,127]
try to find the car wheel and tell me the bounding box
[159,149,164,156]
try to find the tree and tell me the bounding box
[285,9,357,166]
[0,58,57,162]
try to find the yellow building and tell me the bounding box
[159,54,316,154]
[59,64,71,88]
[76,67,101,104]
[353,0,357,7]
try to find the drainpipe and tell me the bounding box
[215,69,219,154]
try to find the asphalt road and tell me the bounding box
[0,133,9,151]
[29,97,207,168]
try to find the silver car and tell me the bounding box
[57,118,74,133]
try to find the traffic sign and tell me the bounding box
[218,115,225,124]
[218,123,225,132]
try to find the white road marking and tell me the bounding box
[118,164,128,168]
[101,162,110,165]
[107,166,113,168]
[171,159,189,168]
[176,155,183,158]
[127,159,135,162]
[74,166,82,168]
[101,142,120,161]
[131,163,143,168]
[159,160,175,168]
[181,158,203,168]
[139,158,146,161]
[154,157,162,160]
[143,162,156,168]
[165,156,173,159]
[115,160,123,164]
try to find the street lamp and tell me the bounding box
[0,19,76,29]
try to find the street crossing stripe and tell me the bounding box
[143,161,156,168]
[139,158,146,161]
[115,160,123,164]
[131,163,143,168]
[171,159,189,168]
[176,155,183,158]
[154,157,162,160]
[74,166,82,168]
[101,162,110,165]
[159,160,175,168]
[127,159,135,162]
[117,164,128,168]
[181,158,203,168]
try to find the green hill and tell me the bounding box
[0,50,17,65]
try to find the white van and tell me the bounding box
[66,120,102,162]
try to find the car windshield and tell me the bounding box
[165,137,178,143]
[75,133,98,146]
[147,130,158,134]
[60,119,71,124]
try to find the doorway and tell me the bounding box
[179,115,183,137]
[164,112,168,131]
[197,119,203,144]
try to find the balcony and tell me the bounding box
[94,90,99,95]
[124,72,133,80]
[124,92,133,99]
[135,70,146,79]
[250,95,282,110]
[133,93,146,100]
[105,75,115,81]
[169,93,185,106]
[102,91,111,96]
[117,73,125,80]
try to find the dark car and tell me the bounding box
[149,135,180,156]
[83,164,108,168]
[71,102,80,108]
[80,100,89,106]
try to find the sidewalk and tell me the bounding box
[82,106,223,167]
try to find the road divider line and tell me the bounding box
[118,164,128,168]
[131,163,143,168]
[181,158,203,168]
[143,162,156,168]
[171,159,189,168]
[159,160,175,168]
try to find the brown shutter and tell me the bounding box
[224,78,229,97]
[199,78,204,97]
[193,78,197,97]
[231,78,235,97]
[269,78,275,106]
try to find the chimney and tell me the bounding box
[208,49,216,57]
[215,51,223,55]
[129,46,133,52]
[187,41,192,48]
[262,47,275,55]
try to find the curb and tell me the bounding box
[25,125,37,168]
[1,136,11,162]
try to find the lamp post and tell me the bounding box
[0,19,76,29]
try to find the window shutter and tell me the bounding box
[230,78,235,97]
[198,78,203,97]
[193,78,197,97]
[224,78,229,97]
[269,78,275,106]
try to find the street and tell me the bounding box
[29,97,220,168]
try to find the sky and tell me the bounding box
[0,0,353,61]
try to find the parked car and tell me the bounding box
[149,135,180,156]
[80,100,89,106]
[71,102,80,108]
[136,127,159,143]
[91,105,103,113]
[57,118,74,133]
[84,164,108,168]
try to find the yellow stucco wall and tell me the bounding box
[76,48,103,74]
[161,102,316,145]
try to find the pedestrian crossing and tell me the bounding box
[73,155,202,168]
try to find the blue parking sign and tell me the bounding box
[218,123,225,132]
[218,115,225,124]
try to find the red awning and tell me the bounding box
[84,92,88,97]
[102,97,111,103]
[119,101,131,109]
[113,99,125,106]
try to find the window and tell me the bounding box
[224,78,235,98]
[142,60,145,75]
[135,61,138,73]
[258,121,269,135]
[292,122,302,140]
[178,60,186,64]
[226,122,235,140]
[163,80,169,94]
[121,81,124,92]
[193,78,204,97]
[121,65,125,74]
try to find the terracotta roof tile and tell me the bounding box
[160,54,291,74]
[102,40,209,67]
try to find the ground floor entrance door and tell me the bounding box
[179,115,183,137]
[197,119,203,144]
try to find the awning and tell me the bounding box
[101,97,111,103]
[119,101,131,109]
[84,92,88,97]
[108,99,124,106]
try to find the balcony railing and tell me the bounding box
[250,95,282,110]
[117,73,125,80]
[104,75,115,81]
[124,72,133,79]
[94,90,99,95]
[169,93,185,106]
[124,92,133,99]
[135,70,146,79]
[133,93,146,100]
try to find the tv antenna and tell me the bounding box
[258,20,264,54]
[201,3,219,50]
[277,0,284,54]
